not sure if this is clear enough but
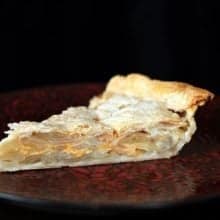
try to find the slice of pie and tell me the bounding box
[0,74,214,171]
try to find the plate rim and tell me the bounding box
[0,191,220,215]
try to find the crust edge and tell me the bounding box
[89,73,214,114]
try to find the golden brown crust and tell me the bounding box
[89,73,214,114]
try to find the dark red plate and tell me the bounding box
[0,83,219,215]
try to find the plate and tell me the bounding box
[0,83,219,215]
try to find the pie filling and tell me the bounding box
[0,125,186,165]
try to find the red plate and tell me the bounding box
[0,83,219,214]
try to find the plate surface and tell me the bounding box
[0,83,219,214]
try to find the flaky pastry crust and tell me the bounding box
[89,73,214,115]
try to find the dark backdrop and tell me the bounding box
[1,1,220,93]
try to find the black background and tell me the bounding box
[1,1,220,93]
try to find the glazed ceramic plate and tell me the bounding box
[0,84,219,215]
